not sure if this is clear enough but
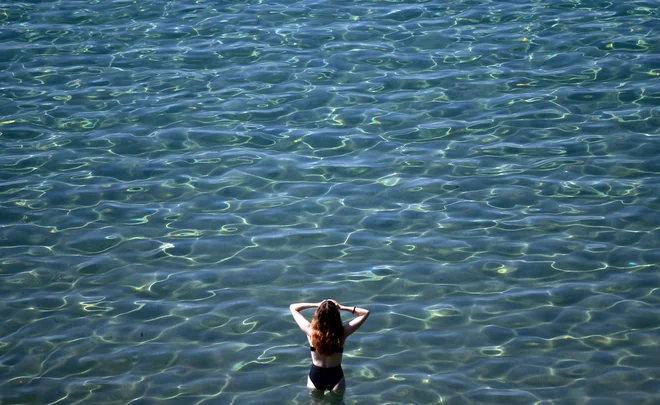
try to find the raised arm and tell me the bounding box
[335,302,370,338]
[289,302,320,336]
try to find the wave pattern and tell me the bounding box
[1,0,659,404]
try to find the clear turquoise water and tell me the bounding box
[1,0,659,404]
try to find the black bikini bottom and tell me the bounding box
[309,364,344,391]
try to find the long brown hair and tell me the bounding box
[311,300,344,356]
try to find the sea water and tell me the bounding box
[0,0,658,404]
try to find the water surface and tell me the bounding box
[1,0,659,404]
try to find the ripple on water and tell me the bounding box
[1,0,659,403]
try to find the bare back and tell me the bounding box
[307,335,344,368]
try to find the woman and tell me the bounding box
[290,299,370,392]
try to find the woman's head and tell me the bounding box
[311,300,344,356]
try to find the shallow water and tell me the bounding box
[1,0,659,404]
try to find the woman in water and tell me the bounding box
[290,299,370,392]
